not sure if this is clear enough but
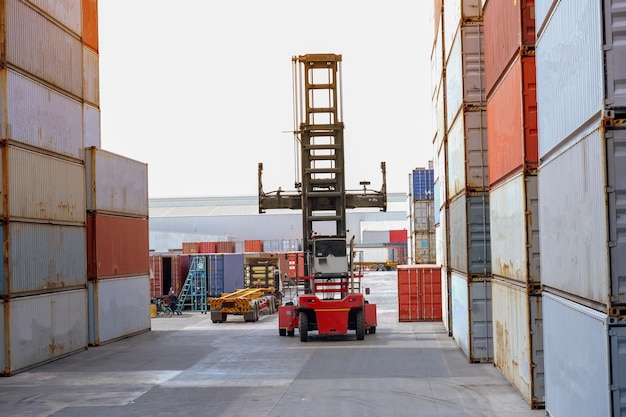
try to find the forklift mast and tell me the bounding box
[258,54,387,279]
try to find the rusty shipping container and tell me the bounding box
[215,241,236,253]
[413,231,436,265]
[88,275,150,346]
[83,46,99,106]
[397,265,442,322]
[182,242,201,254]
[451,271,493,363]
[444,0,483,65]
[0,69,84,159]
[2,144,85,223]
[150,254,185,299]
[3,0,82,97]
[87,213,149,279]
[0,221,86,295]
[85,147,148,218]
[487,55,538,185]
[0,289,88,376]
[83,103,101,148]
[82,0,98,52]
[492,279,544,409]
[483,0,536,97]
[490,171,540,284]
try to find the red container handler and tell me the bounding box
[397,265,442,322]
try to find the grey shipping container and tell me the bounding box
[449,192,491,276]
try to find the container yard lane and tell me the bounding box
[0,271,543,417]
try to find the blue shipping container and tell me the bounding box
[206,253,244,297]
[413,169,435,200]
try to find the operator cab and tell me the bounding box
[312,237,349,277]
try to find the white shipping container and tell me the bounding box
[445,23,486,126]
[27,0,82,36]
[490,172,540,283]
[83,46,100,106]
[413,200,435,232]
[441,265,451,335]
[542,292,611,417]
[492,280,544,408]
[434,77,446,143]
[449,192,491,276]
[85,147,149,217]
[83,103,101,148]
[88,275,151,346]
[1,69,83,159]
[443,0,483,63]
[431,18,443,102]
[447,109,488,199]
[0,289,88,375]
[539,121,626,306]
[413,231,436,264]
[6,0,82,97]
[436,207,447,267]
[536,0,626,157]
[0,222,87,295]
[451,271,493,362]
[436,140,446,210]
[1,145,85,223]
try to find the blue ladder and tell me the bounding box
[175,255,208,314]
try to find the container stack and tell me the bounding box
[535,0,626,415]
[0,0,94,375]
[434,0,492,363]
[85,147,150,346]
[397,265,442,322]
[483,0,544,408]
[409,165,435,264]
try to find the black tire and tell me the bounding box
[369,326,376,334]
[356,310,365,340]
[279,328,287,336]
[255,304,260,321]
[287,329,295,337]
[299,312,308,342]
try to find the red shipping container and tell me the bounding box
[198,242,217,253]
[82,0,99,52]
[244,240,264,252]
[87,213,149,278]
[397,265,442,322]
[150,254,185,299]
[182,242,201,254]
[389,229,408,243]
[484,0,535,97]
[487,54,538,186]
[216,241,236,253]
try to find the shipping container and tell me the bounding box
[441,265,452,335]
[397,265,442,322]
[285,251,305,280]
[245,239,264,252]
[182,242,201,254]
[198,241,217,254]
[492,279,544,408]
[0,222,86,295]
[215,241,236,254]
[433,181,441,225]
[0,289,88,375]
[447,109,488,198]
[413,231,436,265]
[4,0,82,97]
[539,122,626,307]
[362,230,390,244]
[413,200,435,232]
[205,253,245,296]
[435,139,447,210]
[483,0,536,97]
[451,271,493,362]
[85,147,149,217]
[28,0,82,36]
[444,0,483,64]
[281,239,301,252]
[82,0,98,51]
[449,192,491,276]
[83,103,101,148]
[445,23,486,126]
[436,207,447,267]
[88,275,150,346]
[542,291,626,417]
[389,229,407,243]
[490,171,540,283]
[87,213,149,279]
[536,0,626,158]
[1,144,85,223]
[0,69,83,159]
[431,13,444,102]
[487,55,538,185]
[82,46,99,106]
[434,76,447,143]
[412,168,435,200]
[149,254,185,299]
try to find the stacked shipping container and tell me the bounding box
[483,0,544,408]
[0,0,93,375]
[410,166,436,264]
[534,0,626,415]
[433,0,493,363]
[397,265,442,322]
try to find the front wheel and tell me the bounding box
[299,312,308,342]
[356,310,365,340]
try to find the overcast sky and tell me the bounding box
[98,2,434,198]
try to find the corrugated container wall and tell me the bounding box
[492,279,544,408]
[0,290,88,376]
[444,0,483,65]
[397,265,442,322]
[483,0,536,97]
[82,0,99,52]
[85,147,149,217]
[87,213,150,279]
[448,193,491,276]
[88,275,150,346]
[487,55,538,185]
[29,0,82,36]
[0,222,87,295]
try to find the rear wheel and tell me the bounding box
[299,312,308,342]
[287,329,295,337]
[356,310,365,340]
[369,326,376,334]
[279,328,287,336]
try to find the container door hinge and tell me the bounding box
[608,240,617,248]
[610,384,619,391]
[608,329,618,337]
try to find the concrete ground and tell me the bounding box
[0,271,546,417]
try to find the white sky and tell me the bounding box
[98,1,434,198]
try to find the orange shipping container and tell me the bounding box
[182,242,201,254]
[216,241,235,253]
[198,242,217,253]
[244,240,264,252]
[487,55,538,186]
[82,0,98,52]
[397,265,442,322]
[484,0,535,97]
[87,213,149,278]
